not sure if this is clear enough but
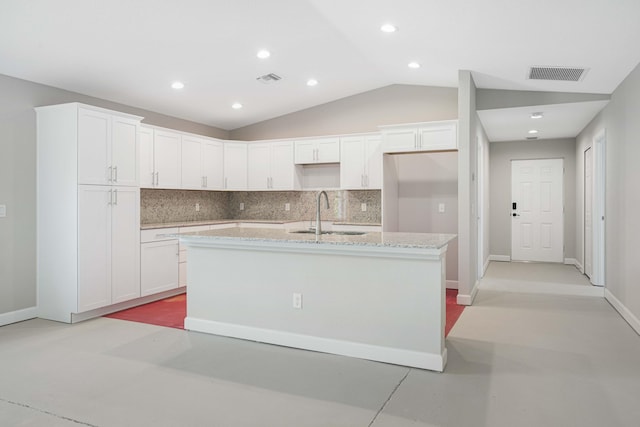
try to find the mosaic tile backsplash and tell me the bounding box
[141,189,381,225]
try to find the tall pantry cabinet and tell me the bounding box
[36,103,142,323]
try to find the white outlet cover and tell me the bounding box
[285,203,290,211]
[361,203,367,212]
[438,203,445,213]
[240,203,244,210]
[0,204,5,217]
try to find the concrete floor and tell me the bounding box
[1,263,639,426]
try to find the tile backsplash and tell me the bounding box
[141,189,381,225]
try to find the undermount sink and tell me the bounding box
[289,229,366,236]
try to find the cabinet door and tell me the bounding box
[141,240,179,296]
[154,130,181,188]
[111,117,138,186]
[364,136,383,189]
[223,143,247,190]
[78,185,112,312]
[78,108,111,185]
[202,140,224,189]
[111,187,140,304]
[247,143,271,190]
[139,126,155,188]
[181,136,203,189]
[340,136,366,189]
[316,137,340,163]
[270,141,296,190]
[294,140,316,164]
[382,128,418,153]
[418,123,457,150]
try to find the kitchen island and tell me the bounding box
[177,227,456,371]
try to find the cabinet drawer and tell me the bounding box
[141,227,179,243]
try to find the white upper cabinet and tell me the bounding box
[248,141,300,190]
[77,107,138,186]
[140,127,181,189]
[294,137,340,164]
[223,142,247,190]
[380,120,457,153]
[340,135,382,190]
[181,136,224,190]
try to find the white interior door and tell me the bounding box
[584,147,593,278]
[511,159,564,262]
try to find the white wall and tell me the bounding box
[394,152,459,282]
[230,84,458,140]
[576,61,640,330]
[489,138,577,260]
[457,71,480,304]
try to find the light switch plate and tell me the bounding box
[361,203,367,212]
[438,203,445,213]
[0,204,6,217]
[240,203,245,211]
[285,203,290,211]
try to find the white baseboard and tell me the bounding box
[564,258,576,266]
[489,254,511,262]
[456,280,479,306]
[605,289,640,336]
[483,257,490,276]
[0,306,38,327]
[446,280,458,290]
[185,317,447,372]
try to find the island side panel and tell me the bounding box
[185,242,447,371]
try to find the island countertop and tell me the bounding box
[174,227,456,250]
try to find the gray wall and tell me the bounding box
[0,73,228,315]
[230,84,458,140]
[489,138,577,259]
[395,152,459,281]
[576,61,640,323]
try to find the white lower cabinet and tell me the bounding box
[141,228,179,296]
[77,185,140,312]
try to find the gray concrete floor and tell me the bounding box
[1,263,639,426]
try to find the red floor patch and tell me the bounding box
[106,291,465,336]
[105,293,186,329]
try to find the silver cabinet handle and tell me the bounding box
[107,166,112,183]
[113,166,118,183]
[155,171,159,186]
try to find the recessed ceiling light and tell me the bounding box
[171,81,184,90]
[306,79,318,87]
[256,49,270,59]
[528,129,538,134]
[408,62,421,69]
[232,103,243,109]
[380,24,397,33]
[530,112,544,119]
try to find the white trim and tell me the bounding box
[456,279,479,306]
[446,280,459,290]
[483,257,491,275]
[489,254,511,262]
[592,129,606,286]
[185,317,447,372]
[575,260,584,274]
[564,258,577,266]
[605,289,640,336]
[0,306,38,327]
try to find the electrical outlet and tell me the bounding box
[292,293,302,309]
[438,203,445,213]
[285,203,290,211]
[0,205,5,218]
[195,203,200,212]
[240,202,244,211]
[361,203,367,212]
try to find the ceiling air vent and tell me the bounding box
[528,66,588,82]
[526,136,538,140]
[256,73,282,84]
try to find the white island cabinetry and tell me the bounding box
[179,228,455,372]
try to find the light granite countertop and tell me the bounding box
[175,227,456,249]
[141,219,381,230]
